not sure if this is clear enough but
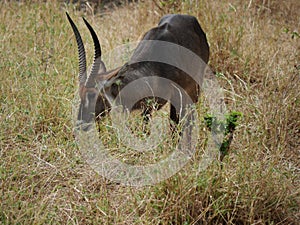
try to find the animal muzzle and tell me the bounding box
[75,120,93,132]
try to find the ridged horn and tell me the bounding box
[66,12,87,86]
[82,17,106,88]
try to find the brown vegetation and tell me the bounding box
[0,0,299,224]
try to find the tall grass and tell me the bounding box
[0,0,299,224]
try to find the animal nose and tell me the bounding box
[75,120,92,132]
[76,120,84,127]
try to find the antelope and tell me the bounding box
[66,13,209,133]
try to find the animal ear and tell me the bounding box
[66,12,87,86]
[79,67,121,91]
[98,67,121,81]
[82,17,107,88]
[90,67,122,90]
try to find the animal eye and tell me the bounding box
[87,92,96,99]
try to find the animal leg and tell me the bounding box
[170,104,180,137]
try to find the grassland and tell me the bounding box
[0,0,299,224]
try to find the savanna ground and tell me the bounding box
[0,0,299,224]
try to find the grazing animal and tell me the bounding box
[66,13,209,132]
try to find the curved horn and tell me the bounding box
[82,17,106,88]
[66,12,87,86]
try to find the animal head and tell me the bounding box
[66,13,119,130]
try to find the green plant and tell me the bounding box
[0,0,299,224]
[204,111,242,160]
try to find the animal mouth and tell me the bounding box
[75,120,93,132]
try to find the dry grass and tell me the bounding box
[0,0,299,224]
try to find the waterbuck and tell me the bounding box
[66,13,209,132]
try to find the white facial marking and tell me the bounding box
[84,94,89,108]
